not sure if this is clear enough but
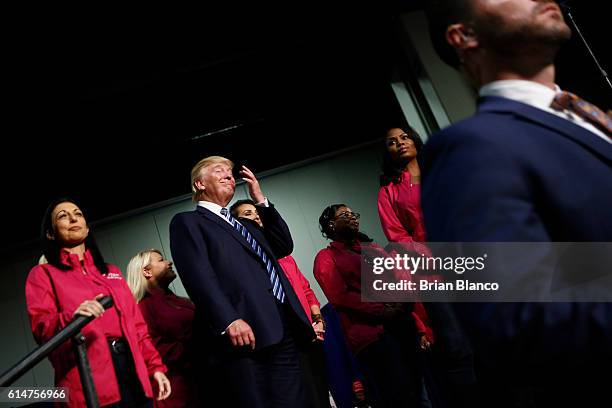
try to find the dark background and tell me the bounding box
[3,1,609,251]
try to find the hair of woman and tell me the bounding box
[40,197,108,274]
[379,126,424,187]
[230,199,257,217]
[126,249,162,302]
[319,204,373,242]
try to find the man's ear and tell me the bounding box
[446,23,478,51]
[194,179,206,191]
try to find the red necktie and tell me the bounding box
[550,91,612,137]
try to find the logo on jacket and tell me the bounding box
[106,272,123,280]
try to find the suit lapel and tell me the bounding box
[479,96,612,164]
[195,206,272,268]
[195,207,300,312]
[238,217,286,274]
[196,206,260,256]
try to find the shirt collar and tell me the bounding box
[197,200,231,221]
[479,80,560,111]
[59,248,95,270]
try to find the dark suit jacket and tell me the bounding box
[169,202,313,352]
[421,96,612,376]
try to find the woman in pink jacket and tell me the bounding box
[230,199,325,337]
[314,203,432,407]
[26,198,170,407]
[127,249,197,408]
[378,127,477,406]
[377,126,430,255]
[230,199,331,408]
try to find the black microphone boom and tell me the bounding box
[560,2,612,92]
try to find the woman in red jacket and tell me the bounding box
[378,127,477,406]
[377,126,434,348]
[314,204,432,408]
[230,199,331,408]
[377,126,430,256]
[230,199,325,338]
[25,198,171,407]
[127,249,197,408]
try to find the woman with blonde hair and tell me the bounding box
[127,249,197,408]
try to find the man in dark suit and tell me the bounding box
[169,156,314,407]
[423,1,612,406]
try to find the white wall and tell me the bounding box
[398,10,477,125]
[1,143,386,387]
[93,144,386,304]
[1,9,480,391]
[0,249,56,397]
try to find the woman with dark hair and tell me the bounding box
[230,198,331,408]
[378,127,435,345]
[230,199,325,341]
[314,204,431,408]
[378,127,478,407]
[25,198,171,407]
[378,126,428,252]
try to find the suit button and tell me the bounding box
[268,288,273,293]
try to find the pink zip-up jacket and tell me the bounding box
[278,255,320,323]
[26,249,166,407]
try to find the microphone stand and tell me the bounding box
[561,3,612,92]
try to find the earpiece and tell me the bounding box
[447,24,476,50]
[458,28,475,43]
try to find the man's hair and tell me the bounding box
[425,0,474,69]
[230,199,257,218]
[190,156,234,202]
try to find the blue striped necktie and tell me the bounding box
[221,208,285,303]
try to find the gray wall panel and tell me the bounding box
[151,200,195,298]
[2,143,395,389]
[96,215,163,277]
[3,253,54,387]
[95,229,118,267]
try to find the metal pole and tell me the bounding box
[73,332,100,408]
[0,296,113,387]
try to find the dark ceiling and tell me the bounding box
[3,1,610,252]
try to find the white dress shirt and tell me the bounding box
[196,197,269,335]
[197,197,270,225]
[479,80,611,145]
